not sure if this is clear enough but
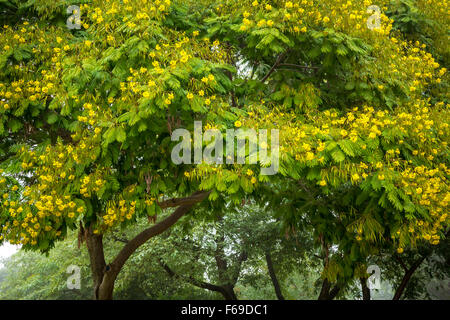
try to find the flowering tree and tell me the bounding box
[0,0,448,299]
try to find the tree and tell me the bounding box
[154,204,308,300]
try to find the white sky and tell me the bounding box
[0,243,19,267]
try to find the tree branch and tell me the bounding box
[85,227,107,299]
[231,250,248,285]
[394,255,409,272]
[261,52,288,83]
[392,255,428,300]
[360,277,370,300]
[110,233,128,244]
[157,191,212,209]
[278,63,320,70]
[159,258,225,293]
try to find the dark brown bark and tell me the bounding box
[265,251,285,300]
[212,232,245,300]
[360,277,371,300]
[318,240,340,300]
[85,191,210,300]
[392,255,427,300]
[318,278,332,300]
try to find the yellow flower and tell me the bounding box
[319,180,327,186]
[251,177,257,184]
[234,120,242,128]
[397,247,404,254]
[187,92,194,100]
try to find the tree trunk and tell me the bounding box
[318,278,340,300]
[84,191,210,300]
[360,277,371,300]
[265,251,285,300]
[221,284,238,300]
[318,278,331,300]
[85,227,107,300]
